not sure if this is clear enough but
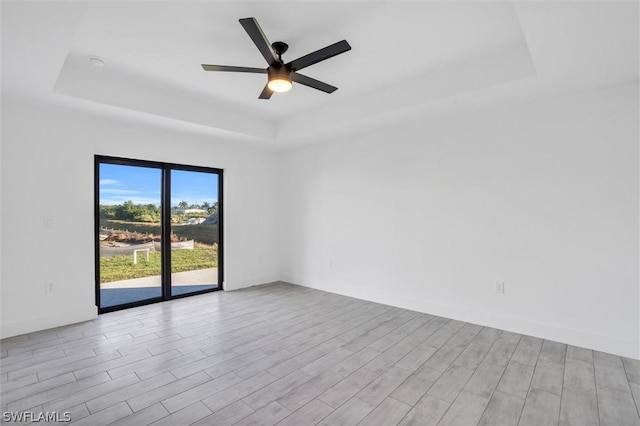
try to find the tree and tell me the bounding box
[178,200,188,210]
[101,201,161,222]
[207,201,218,215]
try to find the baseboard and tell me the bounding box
[0,305,98,340]
[281,275,639,360]
[225,274,281,292]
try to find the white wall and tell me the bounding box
[277,82,640,359]
[0,99,279,338]
[2,82,638,360]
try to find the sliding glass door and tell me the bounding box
[97,163,163,309]
[95,156,223,313]
[169,170,220,296]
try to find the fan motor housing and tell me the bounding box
[268,66,292,80]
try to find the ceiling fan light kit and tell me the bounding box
[267,66,292,93]
[201,17,351,99]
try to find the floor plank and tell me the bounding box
[478,390,524,426]
[438,390,489,426]
[519,388,560,426]
[276,399,333,426]
[360,396,412,426]
[559,387,599,426]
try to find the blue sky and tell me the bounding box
[99,164,218,207]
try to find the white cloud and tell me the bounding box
[99,196,161,206]
[101,189,140,195]
[99,179,120,186]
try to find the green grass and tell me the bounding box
[100,246,218,283]
[100,219,218,245]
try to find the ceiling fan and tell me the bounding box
[201,17,351,99]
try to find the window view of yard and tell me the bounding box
[99,219,219,283]
[98,162,220,308]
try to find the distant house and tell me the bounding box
[203,212,218,225]
[171,208,207,215]
[185,217,206,225]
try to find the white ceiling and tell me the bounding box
[2,1,638,149]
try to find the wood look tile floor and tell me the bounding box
[1,282,639,425]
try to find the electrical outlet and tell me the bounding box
[43,217,53,229]
[496,282,505,294]
[45,283,54,294]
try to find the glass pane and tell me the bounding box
[170,170,219,296]
[98,163,162,308]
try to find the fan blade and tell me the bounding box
[201,64,267,73]
[259,84,273,99]
[286,40,351,72]
[291,73,338,93]
[239,18,278,66]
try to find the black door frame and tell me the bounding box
[94,155,224,313]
